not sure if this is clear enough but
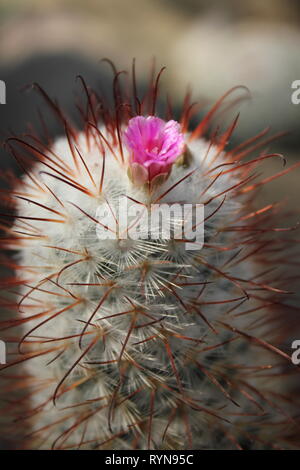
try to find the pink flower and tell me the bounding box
[123,116,185,184]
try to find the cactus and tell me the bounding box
[1,63,299,450]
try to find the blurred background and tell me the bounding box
[0,0,300,449]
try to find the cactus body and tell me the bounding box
[1,65,299,449]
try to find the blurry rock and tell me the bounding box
[0,52,111,175]
[163,0,300,24]
[0,2,185,76]
[170,18,300,149]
